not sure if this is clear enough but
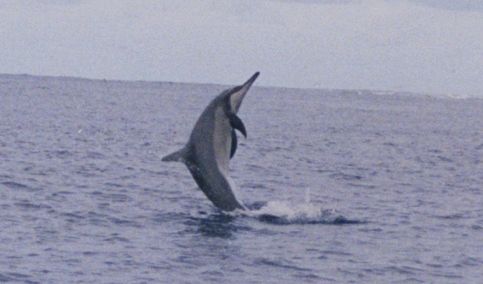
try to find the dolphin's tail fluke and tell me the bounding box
[162,147,189,163]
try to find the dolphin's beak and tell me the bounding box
[242,71,260,90]
[230,72,260,112]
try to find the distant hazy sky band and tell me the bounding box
[1,0,482,97]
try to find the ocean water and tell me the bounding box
[0,74,482,283]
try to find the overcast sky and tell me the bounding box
[1,0,482,97]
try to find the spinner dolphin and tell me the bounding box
[162,72,259,211]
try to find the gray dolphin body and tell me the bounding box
[162,72,259,211]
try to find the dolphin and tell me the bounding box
[162,72,260,211]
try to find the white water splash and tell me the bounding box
[238,200,341,224]
[227,187,357,224]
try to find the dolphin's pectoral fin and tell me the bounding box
[227,112,247,138]
[230,129,238,159]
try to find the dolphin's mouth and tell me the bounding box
[229,72,260,112]
[242,72,260,89]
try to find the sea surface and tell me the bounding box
[0,74,482,283]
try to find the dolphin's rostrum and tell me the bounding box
[162,72,259,211]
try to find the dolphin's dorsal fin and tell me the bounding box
[162,147,189,163]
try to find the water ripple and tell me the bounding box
[1,75,482,283]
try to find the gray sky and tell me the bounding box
[1,0,482,97]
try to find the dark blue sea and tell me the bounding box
[1,74,482,283]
